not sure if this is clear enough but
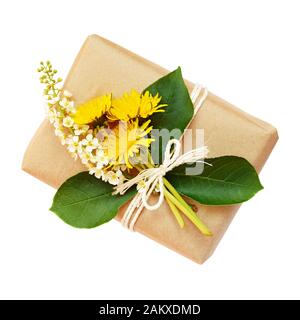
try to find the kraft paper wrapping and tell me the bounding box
[22,35,278,264]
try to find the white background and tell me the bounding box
[0,0,299,300]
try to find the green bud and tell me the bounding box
[57,77,63,82]
[46,60,51,65]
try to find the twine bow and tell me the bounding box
[114,84,208,231]
[114,139,209,230]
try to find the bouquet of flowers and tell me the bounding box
[37,60,263,236]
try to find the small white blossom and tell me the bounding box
[66,136,81,153]
[47,109,57,124]
[59,97,75,113]
[54,128,66,145]
[89,163,103,179]
[63,90,72,98]
[106,170,123,186]
[73,124,89,136]
[115,164,127,172]
[79,150,96,165]
[94,149,109,166]
[63,116,74,128]
[53,120,61,129]
[70,152,78,160]
[74,129,83,136]
[101,171,109,182]
[47,97,60,105]
[81,134,99,152]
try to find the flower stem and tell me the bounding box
[163,178,196,214]
[143,154,212,235]
[164,188,184,228]
[163,188,212,236]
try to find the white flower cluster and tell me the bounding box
[39,61,125,186]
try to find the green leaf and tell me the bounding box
[166,156,263,205]
[144,67,194,163]
[145,67,194,132]
[50,172,137,228]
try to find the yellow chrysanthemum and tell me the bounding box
[108,90,166,121]
[104,119,154,168]
[73,94,111,125]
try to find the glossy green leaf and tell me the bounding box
[166,156,263,205]
[144,67,194,163]
[50,172,136,228]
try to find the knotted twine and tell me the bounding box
[114,84,208,231]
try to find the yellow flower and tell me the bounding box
[73,94,111,125]
[104,119,154,168]
[108,90,166,121]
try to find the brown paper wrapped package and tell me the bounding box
[22,35,278,264]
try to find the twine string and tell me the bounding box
[115,84,208,231]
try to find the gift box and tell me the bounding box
[22,34,278,264]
